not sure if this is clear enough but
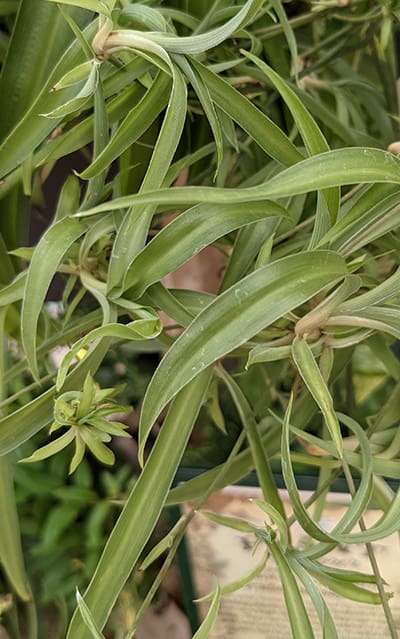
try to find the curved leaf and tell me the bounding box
[0,456,31,601]
[77,148,400,219]
[0,20,97,178]
[56,316,161,390]
[242,49,339,222]
[129,0,264,54]
[138,251,347,461]
[268,542,315,639]
[79,71,171,179]
[292,336,343,456]
[122,200,286,298]
[107,58,187,294]
[66,369,212,639]
[192,585,221,639]
[21,217,87,379]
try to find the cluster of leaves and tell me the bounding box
[1,0,400,638]
[19,372,132,473]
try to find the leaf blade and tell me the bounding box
[138,251,347,461]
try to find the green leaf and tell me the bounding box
[218,366,285,519]
[269,0,298,77]
[247,338,322,368]
[241,52,326,154]
[174,54,224,177]
[138,251,347,462]
[56,315,161,390]
[240,52,341,219]
[167,351,353,506]
[192,585,221,639]
[49,0,113,19]
[317,183,400,252]
[76,589,106,639]
[77,372,96,420]
[0,0,89,142]
[140,530,175,572]
[79,428,115,465]
[19,429,76,464]
[300,414,373,555]
[221,217,279,291]
[295,276,361,337]
[70,435,86,474]
[287,554,338,639]
[119,4,168,32]
[76,148,400,219]
[196,554,267,602]
[122,201,287,299]
[0,271,27,306]
[268,542,315,639]
[298,557,385,605]
[0,456,31,601]
[41,60,99,119]
[105,57,187,294]
[200,511,257,534]
[338,267,400,314]
[0,335,113,456]
[21,217,87,379]
[292,337,343,456]
[0,17,97,178]
[52,60,94,90]
[281,395,336,543]
[193,57,303,167]
[66,370,211,638]
[55,175,81,222]
[80,71,109,209]
[254,500,289,550]
[79,71,171,179]
[129,0,265,54]
[327,307,400,340]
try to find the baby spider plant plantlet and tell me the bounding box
[20,373,131,473]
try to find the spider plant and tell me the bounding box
[0,0,400,637]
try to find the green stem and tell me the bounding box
[341,457,398,639]
[217,365,285,520]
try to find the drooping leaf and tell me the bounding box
[291,336,343,456]
[66,370,212,638]
[56,315,161,390]
[138,251,347,462]
[122,201,287,299]
[76,148,400,219]
[0,456,31,601]
[21,217,87,379]
[192,585,221,639]
[267,542,315,639]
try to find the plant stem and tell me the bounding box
[341,457,398,639]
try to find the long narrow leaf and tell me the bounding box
[242,50,339,222]
[107,60,187,294]
[292,337,343,456]
[76,148,400,219]
[0,456,31,601]
[268,542,315,639]
[122,201,286,298]
[76,590,106,639]
[21,217,87,379]
[138,251,347,463]
[192,585,221,639]
[66,369,212,638]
